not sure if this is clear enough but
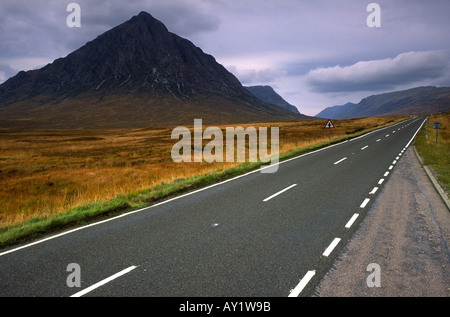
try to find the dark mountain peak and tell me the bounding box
[117,10,170,37]
[1,10,244,101]
[0,12,304,128]
[137,10,154,18]
[134,10,165,26]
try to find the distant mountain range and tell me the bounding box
[316,86,450,119]
[245,86,300,114]
[0,11,308,129]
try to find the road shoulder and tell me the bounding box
[314,147,450,297]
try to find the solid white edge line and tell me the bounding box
[345,213,359,229]
[404,117,426,149]
[334,157,347,165]
[0,118,420,257]
[70,265,137,297]
[360,198,370,208]
[263,184,297,202]
[323,238,341,257]
[288,270,316,297]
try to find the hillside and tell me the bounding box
[315,102,356,119]
[245,85,301,114]
[0,12,303,129]
[316,86,450,119]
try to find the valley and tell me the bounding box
[0,116,407,247]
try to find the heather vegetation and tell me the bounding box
[0,116,407,247]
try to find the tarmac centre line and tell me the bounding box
[288,270,316,297]
[334,157,347,165]
[345,213,360,229]
[360,198,370,208]
[263,184,297,202]
[70,266,138,297]
[369,187,378,194]
[322,238,341,257]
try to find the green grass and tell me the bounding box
[414,113,450,193]
[0,119,404,250]
[0,199,131,248]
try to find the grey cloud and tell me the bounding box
[1,0,450,115]
[306,50,450,93]
[0,0,220,60]
[0,63,17,83]
[144,1,220,37]
[72,0,221,46]
[226,65,287,85]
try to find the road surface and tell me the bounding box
[0,117,431,297]
[314,146,450,297]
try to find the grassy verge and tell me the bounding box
[0,117,406,249]
[414,112,450,194]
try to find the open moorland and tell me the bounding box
[0,116,410,247]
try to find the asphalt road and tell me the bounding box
[0,117,426,297]
[314,146,450,297]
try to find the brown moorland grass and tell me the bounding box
[0,116,408,247]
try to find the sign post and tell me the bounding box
[433,122,441,144]
[324,119,335,141]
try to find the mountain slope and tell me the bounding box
[245,85,301,114]
[316,86,450,119]
[0,11,302,129]
[315,102,357,119]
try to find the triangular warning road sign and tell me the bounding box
[324,119,335,129]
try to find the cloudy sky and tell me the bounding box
[1,0,449,116]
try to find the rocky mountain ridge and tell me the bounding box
[0,11,306,128]
[316,86,450,119]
